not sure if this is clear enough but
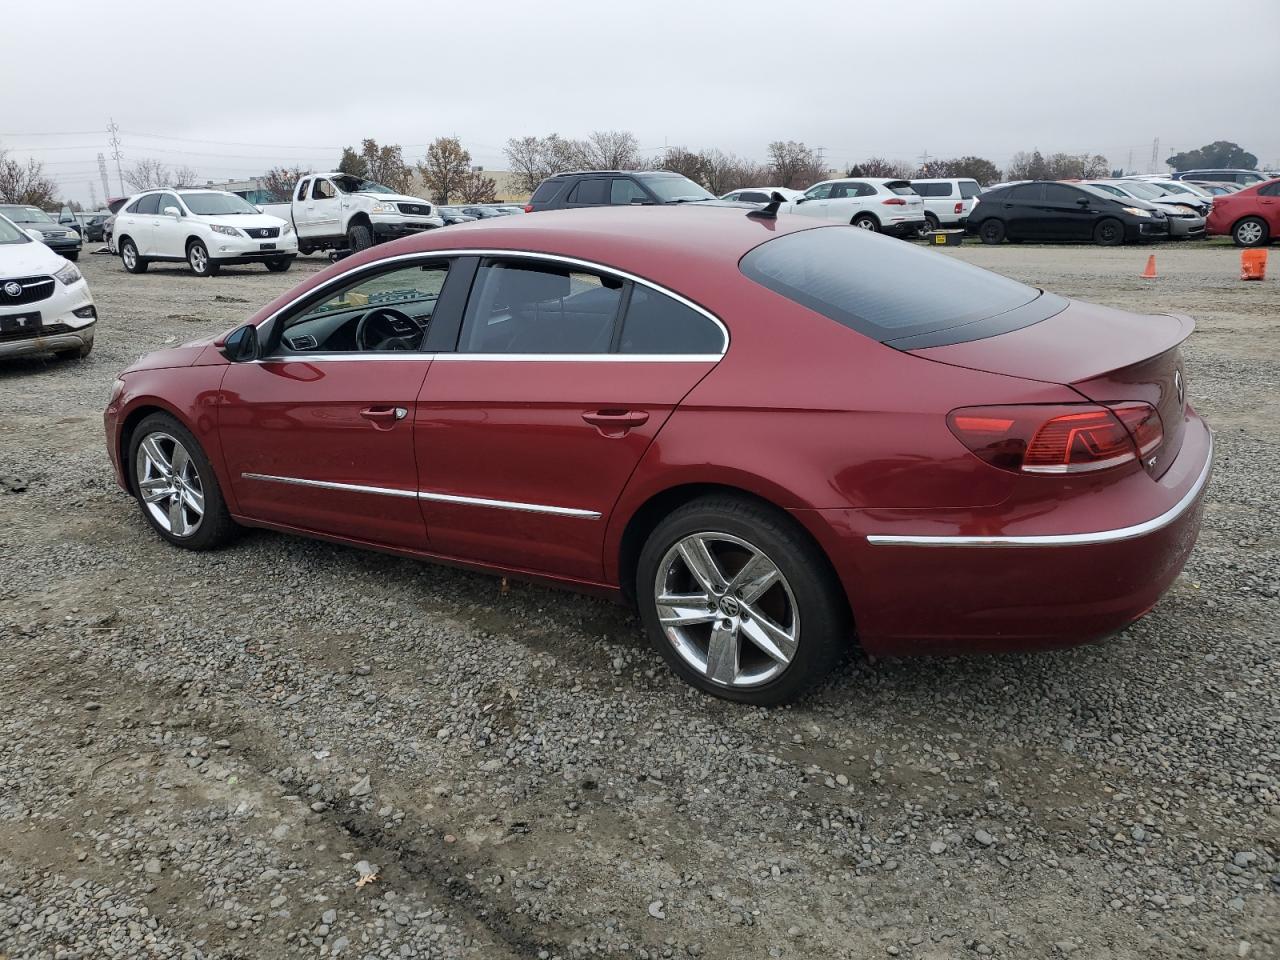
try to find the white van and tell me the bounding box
[908,179,982,232]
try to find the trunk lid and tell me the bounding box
[911,299,1193,478]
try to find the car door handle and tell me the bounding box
[360,406,407,428]
[583,409,649,427]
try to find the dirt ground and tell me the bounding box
[0,239,1277,960]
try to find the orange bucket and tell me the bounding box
[1241,248,1267,281]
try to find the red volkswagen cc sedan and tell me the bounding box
[104,206,1213,704]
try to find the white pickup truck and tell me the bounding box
[261,173,443,255]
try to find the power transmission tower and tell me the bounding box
[107,118,125,195]
[1149,137,1160,174]
[88,181,98,209]
[918,148,930,174]
[1127,149,1133,175]
[97,153,110,203]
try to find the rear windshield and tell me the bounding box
[886,181,916,195]
[959,180,980,198]
[530,179,562,203]
[740,226,1043,344]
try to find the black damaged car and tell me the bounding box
[968,181,1168,246]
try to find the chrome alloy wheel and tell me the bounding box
[122,243,137,269]
[135,432,204,537]
[654,532,799,688]
[189,244,208,272]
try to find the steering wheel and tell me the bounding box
[354,307,421,352]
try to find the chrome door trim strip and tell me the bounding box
[253,247,729,355]
[253,352,720,364]
[240,472,418,499]
[866,434,1213,548]
[417,490,601,519]
[240,472,601,519]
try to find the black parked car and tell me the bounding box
[437,206,478,225]
[83,214,111,242]
[967,181,1168,246]
[526,170,716,212]
[0,204,83,259]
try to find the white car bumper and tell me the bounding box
[0,276,96,358]
[208,230,299,263]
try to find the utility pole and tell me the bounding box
[815,145,826,176]
[107,118,125,195]
[1127,149,1133,175]
[97,153,111,203]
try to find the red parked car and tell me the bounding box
[1206,178,1280,246]
[104,207,1213,704]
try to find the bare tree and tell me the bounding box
[767,141,827,189]
[917,156,1002,184]
[658,147,708,185]
[702,150,770,195]
[170,165,200,187]
[417,137,472,204]
[261,165,309,202]
[0,147,57,206]
[504,134,594,195]
[845,157,913,179]
[122,158,168,191]
[455,170,498,204]
[1005,150,1111,181]
[578,130,641,170]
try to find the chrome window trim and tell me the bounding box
[253,352,720,364]
[240,472,601,519]
[866,435,1213,548]
[254,248,729,357]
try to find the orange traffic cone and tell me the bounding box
[1141,255,1157,279]
[1241,248,1267,281]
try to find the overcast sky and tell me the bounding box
[4,0,1278,205]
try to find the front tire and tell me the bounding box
[852,214,879,232]
[120,238,147,273]
[347,222,373,252]
[1093,217,1125,246]
[636,496,848,706]
[1233,216,1269,247]
[978,219,1005,244]
[64,251,80,262]
[264,256,293,272]
[128,413,238,550]
[187,240,219,276]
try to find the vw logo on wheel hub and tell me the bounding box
[3,281,21,298]
[719,595,741,618]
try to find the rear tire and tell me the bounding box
[347,223,373,252]
[1232,216,1269,247]
[852,214,879,232]
[127,413,238,551]
[636,495,849,706]
[187,240,219,276]
[917,212,940,238]
[1093,218,1125,246]
[120,238,147,273]
[978,219,1005,244]
[265,256,293,272]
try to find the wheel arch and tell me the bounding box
[117,401,192,496]
[346,211,372,231]
[851,211,881,227]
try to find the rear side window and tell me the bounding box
[459,261,623,353]
[740,227,1044,345]
[618,286,724,355]
[737,191,768,202]
[1043,184,1082,203]
[296,179,310,201]
[1007,183,1043,201]
[530,179,562,204]
[566,179,609,205]
[135,194,161,215]
[959,181,980,198]
[1259,182,1280,197]
[913,182,952,197]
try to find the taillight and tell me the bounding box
[947,403,1163,475]
[523,203,534,213]
[954,202,964,214]
[882,197,906,206]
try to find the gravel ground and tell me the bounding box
[1,241,1277,960]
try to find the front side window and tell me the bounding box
[804,183,832,200]
[459,261,623,354]
[312,178,336,200]
[610,178,650,205]
[280,261,450,353]
[157,193,182,214]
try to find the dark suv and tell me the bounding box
[525,171,716,212]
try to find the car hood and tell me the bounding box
[200,213,289,230]
[0,241,67,275]
[351,191,432,207]
[121,336,222,374]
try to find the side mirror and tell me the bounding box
[220,323,260,363]
[1076,197,1091,207]
[255,205,264,213]
[164,206,182,219]
[794,196,809,204]
[25,228,44,241]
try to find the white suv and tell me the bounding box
[0,213,97,360]
[909,178,982,233]
[114,189,298,277]
[781,178,925,236]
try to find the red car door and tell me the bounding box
[1259,180,1280,234]
[218,257,458,550]
[413,255,727,582]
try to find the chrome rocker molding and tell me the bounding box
[241,473,601,519]
[866,434,1214,548]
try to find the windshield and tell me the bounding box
[179,192,260,216]
[640,175,715,202]
[332,175,395,195]
[1087,183,1127,197]
[0,205,53,224]
[1117,181,1162,200]
[0,215,30,244]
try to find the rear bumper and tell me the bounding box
[800,413,1213,655]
